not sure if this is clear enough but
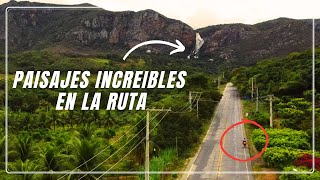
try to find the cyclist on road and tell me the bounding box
[242,138,248,147]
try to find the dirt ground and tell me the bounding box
[254,168,279,180]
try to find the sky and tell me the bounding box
[1,0,320,29]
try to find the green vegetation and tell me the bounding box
[232,49,320,176]
[252,128,310,151]
[139,148,177,180]
[262,147,311,169]
[0,51,222,179]
[280,166,320,180]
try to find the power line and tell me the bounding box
[174,102,190,112]
[170,92,200,113]
[58,108,160,179]
[169,102,199,114]
[189,91,202,111]
[99,136,145,179]
[169,93,200,114]
[57,111,150,179]
[96,110,170,179]
[62,92,203,179]
[76,93,201,179]
[76,108,165,180]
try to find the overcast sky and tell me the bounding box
[1,0,320,29]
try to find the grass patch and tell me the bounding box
[218,83,226,94]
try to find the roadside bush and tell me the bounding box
[280,119,299,129]
[262,147,303,168]
[248,111,269,127]
[252,128,310,151]
[279,166,320,180]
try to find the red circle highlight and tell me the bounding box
[219,119,269,162]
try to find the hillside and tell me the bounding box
[0,1,195,56]
[198,18,320,66]
[231,49,319,97]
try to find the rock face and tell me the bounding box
[0,1,319,66]
[198,18,320,65]
[0,1,195,55]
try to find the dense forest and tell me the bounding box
[1,47,320,179]
[0,51,222,179]
[231,49,320,179]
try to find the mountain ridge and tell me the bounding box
[1,1,319,66]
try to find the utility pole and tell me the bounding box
[189,91,202,116]
[189,91,192,110]
[146,110,150,180]
[196,97,200,118]
[267,95,274,128]
[176,136,178,157]
[251,78,254,101]
[256,87,259,112]
[145,108,171,180]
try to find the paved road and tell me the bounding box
[185,83,254,180]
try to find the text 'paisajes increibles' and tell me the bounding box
[12,71,187,110]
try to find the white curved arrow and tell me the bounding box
[123,39,185,60]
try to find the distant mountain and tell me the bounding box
[0,1,319,66]
[197,18,320,65]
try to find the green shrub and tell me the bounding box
[139,148,176,180]
[248,111,269,127]
[252,128,310,151]
[262,147,304,168]
[104,128,116,139]
[280,166,320,180]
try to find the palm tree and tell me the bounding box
[60,113,67,129]
[68,137,105,172]
[22,113,32,130]
[3,135,20,163]
[92,111,100,126]
[40,145,60,171]
[131,117,146,165]
[8,159,39,180]
[38,112,47,129]
[78,124,96,140]
[67,110,75,128]
[79,110,86,125]
[102,111,116,127]
[14,135,33,162]
[39,145,62,180]
[47,110,63,131]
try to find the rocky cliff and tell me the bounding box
[197,18,320,65]
[0,1,195,56]
[0,1,319,66]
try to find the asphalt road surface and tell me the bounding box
[185,83,254,180]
